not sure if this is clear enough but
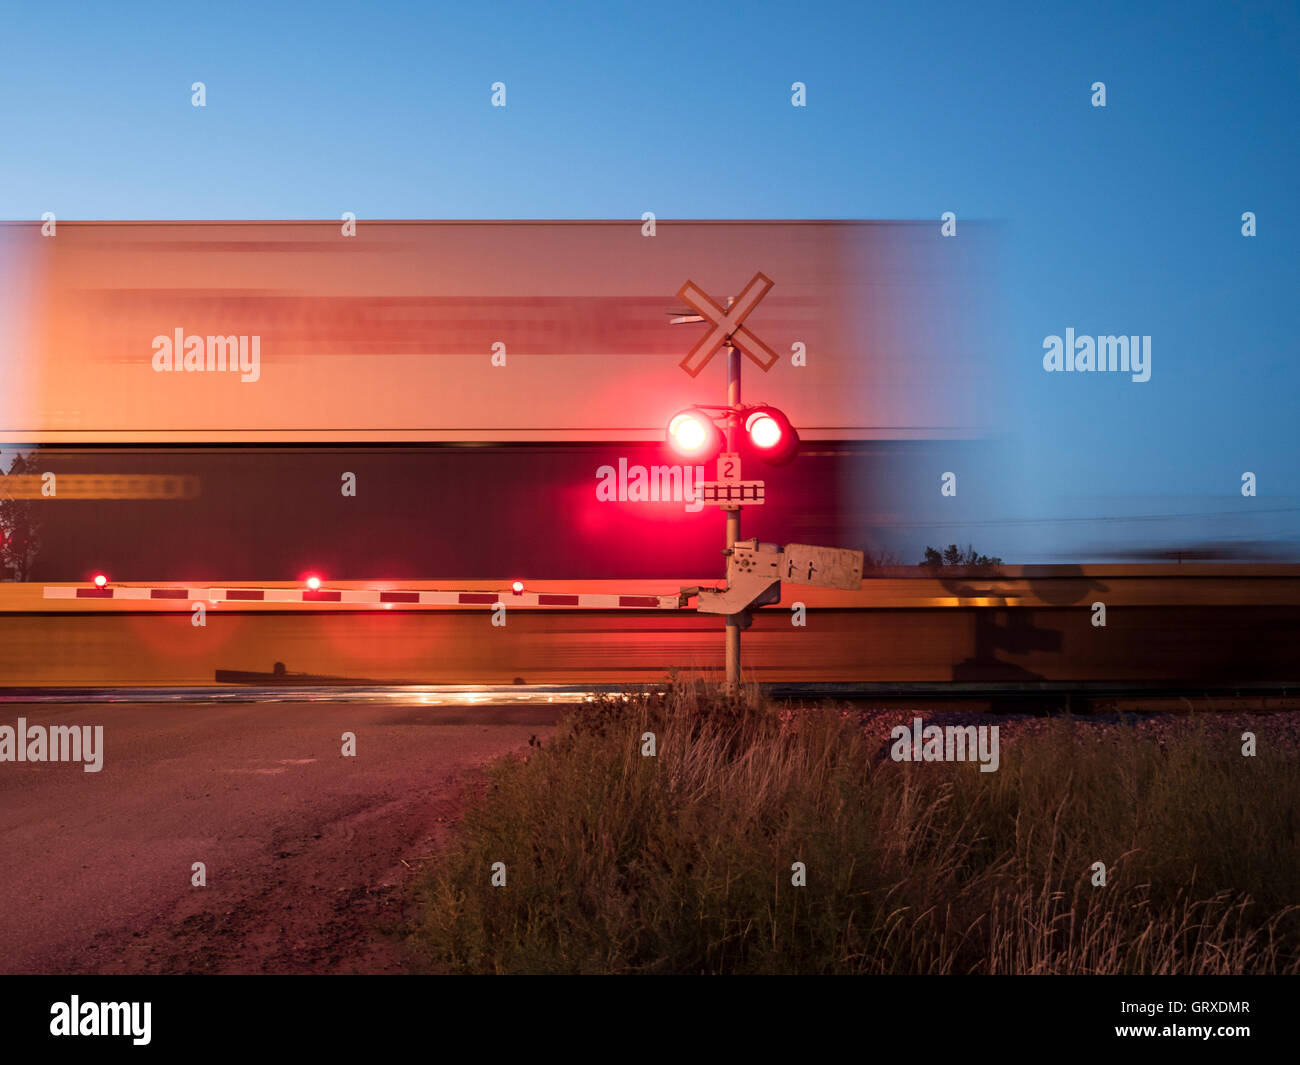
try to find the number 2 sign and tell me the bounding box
[717,453,742,483]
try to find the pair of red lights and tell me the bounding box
[667,405,799,466]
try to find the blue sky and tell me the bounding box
[1,0,1296,561]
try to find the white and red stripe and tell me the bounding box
[43,585,681,609]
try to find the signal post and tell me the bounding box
[669,273,861,691]
[723,339,742,689]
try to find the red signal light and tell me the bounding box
[305,575,322,591]
[511,580,524,594]
[92,573,109,588]
[746,411,783,449]
[667,408,724,460]
[743,405,799,465]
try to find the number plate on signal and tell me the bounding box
[717,453,742,483]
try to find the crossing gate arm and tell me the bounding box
[42,585,683,610]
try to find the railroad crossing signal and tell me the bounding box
[676,272,780,377]
[667,270,832,689]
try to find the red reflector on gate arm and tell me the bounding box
[303,590,342,602]
[76,587,114,598]
[150,588,187,599]
[618,596,660,608]
[227,589,265,601]
[458,593,499,604]
[380,591,420,603]
[539,594,580,606]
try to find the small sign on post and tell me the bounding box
[782,543,865,590]
[696,481,766,506]
[717,453,742,483]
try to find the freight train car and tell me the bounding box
[0,220,1000,584]
[0,219,997,445]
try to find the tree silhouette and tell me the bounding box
[0,452,43,580]
[921,543,1002,569]
[862,546,905,571]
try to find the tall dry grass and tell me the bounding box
[410,678,1300,974]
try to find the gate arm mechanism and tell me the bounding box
[689,540,864,616]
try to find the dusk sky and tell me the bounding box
[1,0,1296,562]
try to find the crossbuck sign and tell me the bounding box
[676,271,780,377]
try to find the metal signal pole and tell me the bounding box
[724,336,741,690]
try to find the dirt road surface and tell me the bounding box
[0,701,563,974]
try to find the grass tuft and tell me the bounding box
[409,679,1300,974]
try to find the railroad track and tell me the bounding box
[2,682,1298,712]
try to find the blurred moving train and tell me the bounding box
[0,221,1295,686]
[0,218,996,582]
[0,219,995,447]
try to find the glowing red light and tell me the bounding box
[746,412,782,449]
[305,575,322,591]
[666,407,724,461]
[92,573,108,588]
[511,580,524,594]
[669,412,709,452]
[741,405,800,465]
